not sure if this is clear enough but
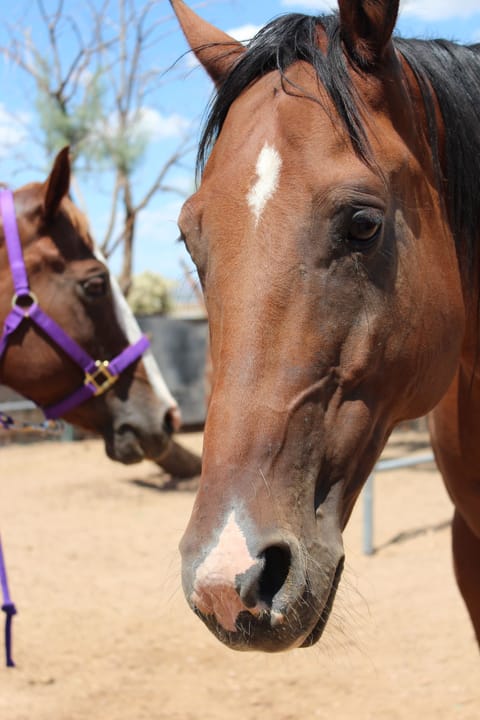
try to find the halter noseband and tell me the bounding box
[0,188,150,419]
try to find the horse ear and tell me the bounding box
[337,0,400,69]
[43,146,71,220]
[170,0,246,87]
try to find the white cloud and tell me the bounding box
[227,24,262,43]
[0,104,29,157]
[282,0,480,19]
[137,108,191,141]
[401,0,480,20]
[98,107,190,143]
[280,0,336,10]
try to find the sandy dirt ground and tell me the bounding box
[0,429,478,720]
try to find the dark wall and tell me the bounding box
[137,315,208,426]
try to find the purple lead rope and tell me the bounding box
[0,535,17,667]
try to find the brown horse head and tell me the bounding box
[171,0,478,652]
[0,148,178,464]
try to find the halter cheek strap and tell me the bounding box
[0,188,150,419]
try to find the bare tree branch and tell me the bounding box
[134,140,194,215]
[101,170,123,254]
[0,0,206,292]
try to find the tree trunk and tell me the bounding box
[118,176,135,295]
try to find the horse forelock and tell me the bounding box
[199,11,480,288]
[197,13,372,179]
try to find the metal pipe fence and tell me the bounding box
[0,400,74,441]
[362,452,435,555]
[0,400,36,412]
[3,394,435,555]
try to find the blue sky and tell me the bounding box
[2,0,480,287]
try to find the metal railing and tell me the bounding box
[1,397,434,553]
[362,451,435,555]
[0,400,36,412]
[0,400,74,441]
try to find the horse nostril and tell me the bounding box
[236,544,291,610]
[164,407,181,434]
[163,409,175,435]
[258,545,291,606]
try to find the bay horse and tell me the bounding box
[171,0,480,652]
[0,147,179,465]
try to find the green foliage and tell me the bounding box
[34,57,148,175]
[127,271,174,315]
[34,60,105,164]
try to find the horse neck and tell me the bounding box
[400,42,480,381]
[460,269,480,379]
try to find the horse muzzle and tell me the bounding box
[104,407,177,465]
[180,515,344,652]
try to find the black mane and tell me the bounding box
[197,13,480,272]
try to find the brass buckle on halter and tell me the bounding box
[84,360,118,396]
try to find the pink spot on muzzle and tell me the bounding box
[191,512,264,632]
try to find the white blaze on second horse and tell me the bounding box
[93,247,181,430]
[247,144,282,224]
[191,511,263,632]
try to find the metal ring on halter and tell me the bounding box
[11,291,38,316]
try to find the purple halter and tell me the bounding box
[0,188,152,667]
[0,188,150,419]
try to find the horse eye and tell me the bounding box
[348,210,383,244]
[82,275,108,298]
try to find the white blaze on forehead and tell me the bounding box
[247,143,282,224]
[191,511,261,632]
